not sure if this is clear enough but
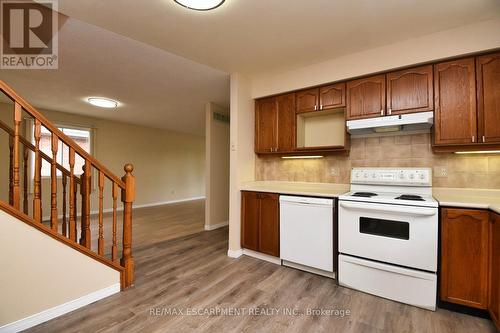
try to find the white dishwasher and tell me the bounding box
[280,195,334,277]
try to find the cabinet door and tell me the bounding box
[477,52,500,144]
[440,208,490,309]
[346,74,386,120]
[296,88,319,113]
[276,93,296,152]
[259,193,279,257]
[490,213,500,331]
[255,97,277,153]
[387,65,433,115]
[319,83,346,110]
[434,58,477,145]
[241,192,260,251]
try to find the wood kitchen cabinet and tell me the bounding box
[255,93,295,153]
[346,74,386,120]
[440,208,490,309]
[490,212,500,330]
[477,52,500,144]
[433,58,477,146]
[320,83,346,110]
[386,65,433,115]
[241,191,279,257]
[296,88,319,113]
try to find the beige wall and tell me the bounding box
[0,102,205,216]
[256,133,500,189]
[228,73,255,253]
[0,210,120,326]
[251,18,500,98]
[205,102,230,229]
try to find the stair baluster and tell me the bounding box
[50,133,58,231]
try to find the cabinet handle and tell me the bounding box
[388,108,392,115]
[472,136,475,143]
[320,104,323,110]
[314,105,317,111]
[482,136,485,143]
[380,109,384,116]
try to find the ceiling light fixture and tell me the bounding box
[282,156,324,160]
[454,150,500,155]
[174,0,225,11]
[87,97,118,108]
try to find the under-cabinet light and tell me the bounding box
[281,156,324,159]
[454,151,500,155]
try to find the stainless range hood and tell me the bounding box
[346,111,434,136]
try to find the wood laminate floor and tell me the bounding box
[29,200,496,333]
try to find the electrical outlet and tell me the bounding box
[434,167,448,178]
[330,167,340,176]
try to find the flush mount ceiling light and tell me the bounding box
[174,0,225,11]
[87,97,118,108]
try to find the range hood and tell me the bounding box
[346,111,434,136]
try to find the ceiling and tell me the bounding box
[56,0,500,75]
[0,17,229,136]
[2,0,499,136]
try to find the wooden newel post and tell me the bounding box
[121,163,135,288]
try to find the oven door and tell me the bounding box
[338,200,438,271]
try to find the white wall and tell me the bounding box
[251,18,500,98]
[228,73,255,254]
[205,102,230,230]
[0,210,120,328]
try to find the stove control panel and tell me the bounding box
[351,168,432,186]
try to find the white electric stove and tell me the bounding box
[338,168,438,310]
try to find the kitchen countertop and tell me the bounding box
[241,181,350,198]
[240,181,500,214]
[433,188,500,214]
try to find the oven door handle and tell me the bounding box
[339,201,437,217]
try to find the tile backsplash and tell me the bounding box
[255,133,500,189]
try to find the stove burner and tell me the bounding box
[395,194,425,201]
[352,192,378,198]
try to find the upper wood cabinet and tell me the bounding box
[241,191,279,257]
[490,212,500,331]
[433,58,477,146]
[255,97,277,153]
[319,83,346,110]
[440,208,490,309]
[387,65,433,115]
[255,93,296,153]
[276,93,296,152]
[477,52,500,144]
[346,74,386,120]
[296,88,319,113]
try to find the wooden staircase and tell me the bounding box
[0,80,135,289]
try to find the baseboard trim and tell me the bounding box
[0,283,120,333]
[242,249,282,265]
[42,196,206,221]
[204,221,228,231]
[227,248,243,258]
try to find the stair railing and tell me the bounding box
[0,80,135,289]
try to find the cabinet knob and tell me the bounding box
[388,108,392,115]
[380,109,384,116]
[320,104,323,110]
[472,136,475,143]
[482,136,485,143]
[314,105,317,111]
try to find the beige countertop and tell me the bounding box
[433,188,500,214]
[240,182,500,214]
[241,181,350,198]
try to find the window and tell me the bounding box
[38,125,92,177]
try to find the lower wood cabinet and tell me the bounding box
[241,191,279,257]
[440,208,490,309]
[490,212,500,330]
